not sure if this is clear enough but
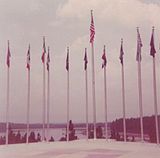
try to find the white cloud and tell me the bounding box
[56,0,160,27]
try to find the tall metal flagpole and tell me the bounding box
[26,45,30,144]
[90,10,97,139]
[84,48,89,140]
[26,69,30,143]
[102,45,108,141]
[120,39,126,142]
[42,37,46,142]
[150,27,159,144]
[46,47,50,142]
[6,65,10,145]
[121,62,126,142]
[85,69,89,140]
[66,47,70,142]
[137,61,144,142]
[136,27,144,142]
[6,40,10,145]
[152,56,159,144]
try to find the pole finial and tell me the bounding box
[121,38,123,44]
[91,10,93,16]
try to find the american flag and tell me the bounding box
[136,28,143,62]
[41,37,46,63]
[102,45,107,68]
[46,47,50,71]
[119,39,124,65]
[26,44,30,70]
[150,27,156,57]
[84,48,88,70]
[90,10,95,43]
[6,40,11,68]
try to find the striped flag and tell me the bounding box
[102,45,107,68]
[136,28,143,62]
[41,37,46,63]
[66,47,69,71]
[84,48,88,70]
[26,44,30,70]
[119,39,124,65]
[46,47,50,71]
[6,40,11,68]
[90,10,95,43]
[150,27,156,57]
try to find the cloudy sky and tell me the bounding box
[0,0,160,124]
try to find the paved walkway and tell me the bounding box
[0,139,160,158]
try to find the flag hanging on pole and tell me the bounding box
[6,41,11,68]
[41,37,46,63]
[136,28,143,62]
[102,45,107,68]
[119,39,124,65]
[46,47,50,71]
[84,48,88,70]
[150,27,156,57]
[66,47,69,71]
[90,10,95,43]
[26,44,30,70]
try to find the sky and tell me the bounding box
[0,0,160,124]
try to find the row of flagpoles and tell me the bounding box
[4,10,160,145]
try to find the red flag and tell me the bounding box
[46,47,50,71]
[66,47,69,71]
[6,40,11,68]
[84,48,88,70]
[150,27,156,57]
[119,39,124,65]
[26,44,30,70]
[41,37,46,63]
[102,45,107,68]
[90,10,95,43]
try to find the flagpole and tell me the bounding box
[66,47,70,142]
[152,56,159,144]
[26,66,30,143]
[6,66,10,145]
[42,59,46,141]
[150,27,159,144]
[85,64,89,140]
[42,37,46,142]
[47,48,50,142]
[137,61,144,142]
[121,60,126,142]
[6,40,10,145]
[90,10,96,139]
[103,63,108,141]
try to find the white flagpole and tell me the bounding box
[121,62,126,142]
[47,48,50,142]
[90,10,97,139]
[42,37,46,142]
[6,66,10,145]
[152,56,159,144]
[91,42,96,139]
[26,67,30,143]
[103,64,108,141]
[42,60,46,141]
[85,65,89,140]
[137,61,144,142]
[66,47,70,142]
